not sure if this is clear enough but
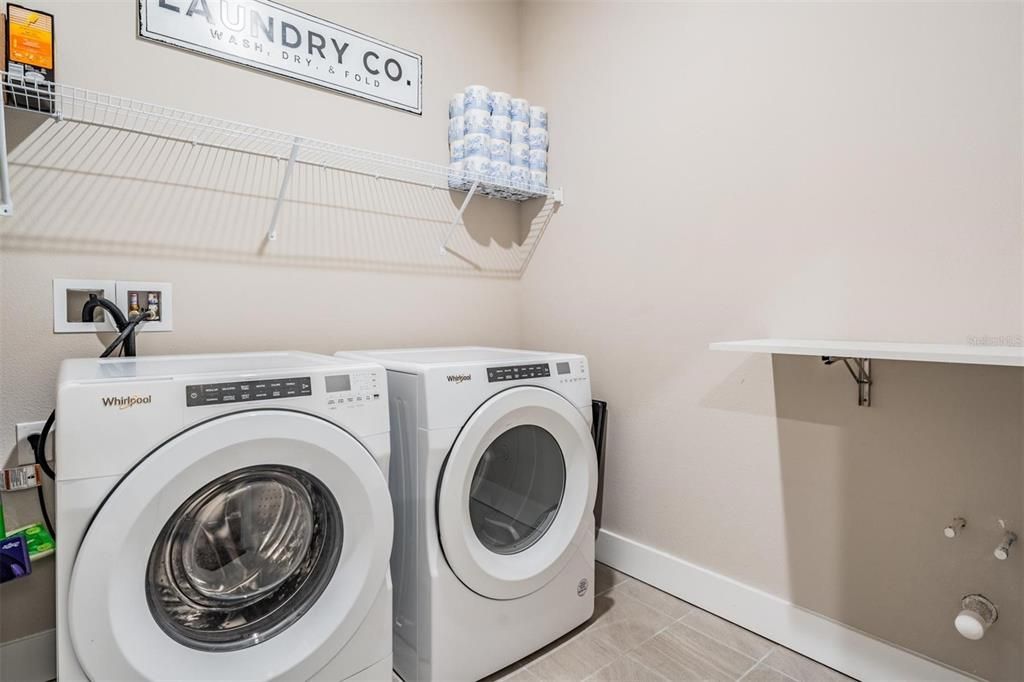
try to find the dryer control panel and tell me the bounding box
[487,363,551,383]
[186,376,312,406]
[556,357,589,384]
[325,370,382,409]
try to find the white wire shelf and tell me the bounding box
[0,74,561,246]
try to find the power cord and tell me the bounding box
[31,301,153,539]
[26,433,54,541]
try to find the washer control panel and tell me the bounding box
[325,370,382,410]
[487,363,551,383]
[186,376,312,407]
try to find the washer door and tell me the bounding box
[69,410,392,681]
[437,387,597,600]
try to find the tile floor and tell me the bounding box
[479,564,856,682]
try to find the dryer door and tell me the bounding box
[69,410,392,681]
[437,387,597,600]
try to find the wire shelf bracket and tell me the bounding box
[439,179,479,255]
[822,356,872,407]
[266,136,301,242]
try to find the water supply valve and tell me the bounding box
[993,531,1016,561]
[943,517,966,539]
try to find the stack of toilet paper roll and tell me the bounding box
[447,92,469,190]
[449,84,548,192]
[526,105,548,189]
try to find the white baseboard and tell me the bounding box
[596,529,974,682]
[0,628,55,682]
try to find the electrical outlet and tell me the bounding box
[15,421,52,466]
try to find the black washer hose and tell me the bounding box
[31,300,152,540]
[33,411,55,480]
[82,294,135,356]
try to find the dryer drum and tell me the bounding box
[468,424,566,555]
[145,464,343,652]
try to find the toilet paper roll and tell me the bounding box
[490,115,512,142]
[464,155,490,179]
[528,149,547,171]
[448,116,465,143]
[530,169,547,189]
[511,120,529,145]
[510,142,529,167]
[529,105,548,129]
[464,133,489,158]
[465,109,491,135]
[510,165,531,187]
[449,93,466,119]
[450,139,466,163]
[447,160,467,190]
[528,127,549,151]
[490,160,511,184]
[489,138,511,163]
[464,84,490,111]
[510,98,530,122]
[488,91,512,117]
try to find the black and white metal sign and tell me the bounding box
[139,0,423,114]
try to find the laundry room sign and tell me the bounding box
[138,0,423,114]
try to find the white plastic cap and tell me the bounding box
[944,526,957,538]
[955,609,988,640]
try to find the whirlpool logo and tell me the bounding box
[446,374,472,384]
[101,394,153,410]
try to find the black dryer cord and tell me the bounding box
[26,432,55,538]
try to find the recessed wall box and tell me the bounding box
[115,280,172,332]
[53,279,117,333]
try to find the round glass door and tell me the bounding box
[68,410,392,681]
[469,425,566,555]
[146,465,343,652]
[437,387,598,600]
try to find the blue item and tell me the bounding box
[0,534,31,582]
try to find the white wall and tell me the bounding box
[0,0,527,644]
[518,2,1023,680]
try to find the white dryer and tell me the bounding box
[55,352,393,681]
[338,347,598,682]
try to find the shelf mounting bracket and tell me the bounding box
[0,98,13,216]
[439,179,479,255]
[822,356,872,407]
[266,136,301,242]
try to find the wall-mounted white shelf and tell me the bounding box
[710,338,1024,406]
[710,339,1024,367]
[0,74,562,253]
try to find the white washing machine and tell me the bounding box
[338,347,598,682]
[54,352,394,681]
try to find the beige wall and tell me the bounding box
[518,2,1023,680]
[0,0,528,644]
[2,1,1023,679]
